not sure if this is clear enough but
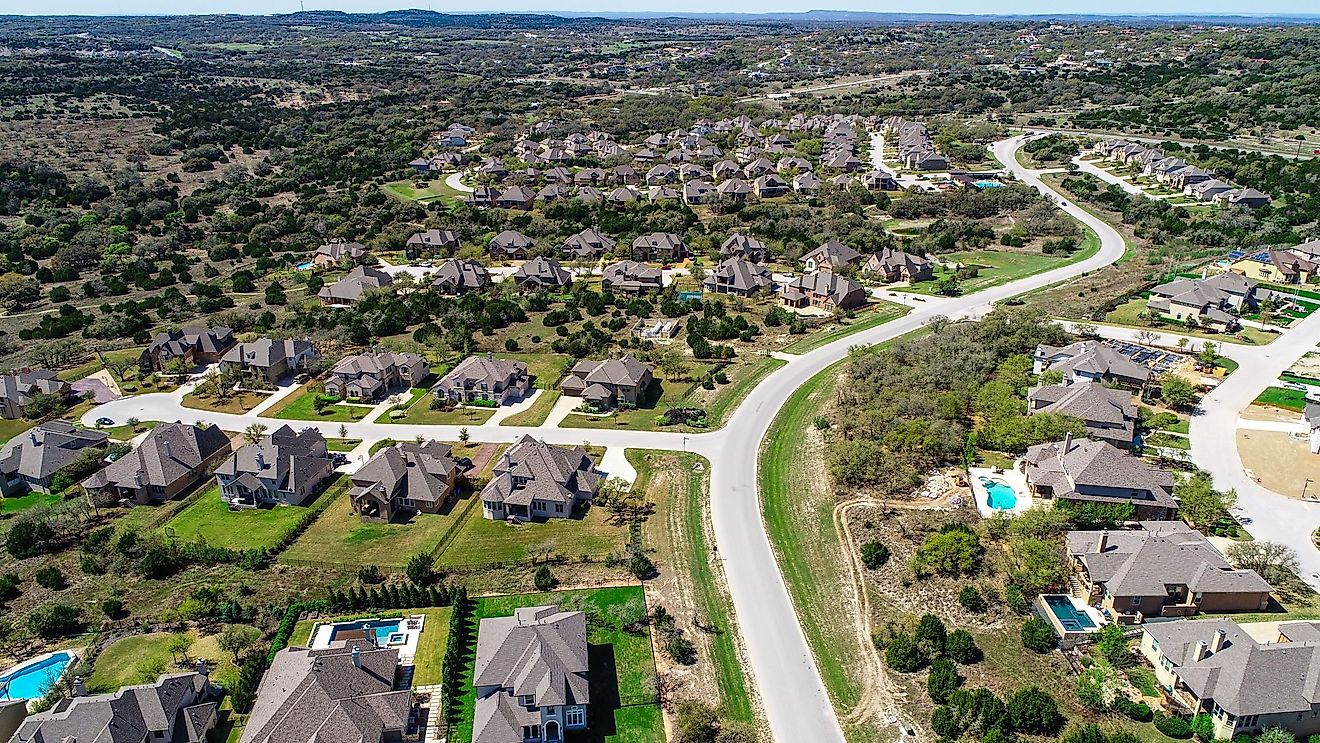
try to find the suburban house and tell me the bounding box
[473,605,590,743]
[496,185,536,210]
[431,258,492,295]
[754,174,790,198]
[1027,382,1138,449]
[324,351,429,402]
[1226,248,1315,285]
[215,425,335,508]
[1139,618,1320,740]
[513,257,572,290]
[241,643,408,743]
[1218,187,1271,209]
[313,241,367,268]
[1033,340,1153,388]
[1068,522,1271,622]
[793,172,823,194]
[480,435,601,521]
[801,241,863,273]
[220,339,319,384]
[561,356,655,410]
[631,232,687,263]
[1021,434,1177,519]
[437,354,533,405]
[602,260,663,295]
[780,271,867,311]
[0,369,73,419]
[317,265,394,306]
[12,669,217,743]
[683,180,715,205]
[349,440,463,522]
[716,178,753,201]
[704,257,774,297]
[861,248,933,283]
[405,229,460,258]
[1188,179,1234,202]
[489,230,536,260]
[0,422,108,498]
[561,227,616,260]
[81,423,232,505]
[140,327,236,373]
[720,234,769,263]
[1147,273,1257,331]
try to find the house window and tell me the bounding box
[564,706,585,726]
[555,503,564,513]
[1131,597,1142,607]
[518,695,535,707]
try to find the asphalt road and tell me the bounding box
[79,135,1128,743]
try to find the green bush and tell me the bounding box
[958,584,986,612]
[1020,616,1058,653]
[1153,714,1193,739]
[884,633,928,673]
[945,629,982,664]
[1006,686,1064,735]
[860,541,889,569]
[927,658,961,704]
[1005,583,1029,613]
[34,566,65,590]
[1123,700,1152,722]
[533,565,556,591]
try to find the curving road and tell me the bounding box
[80,135,1128,743]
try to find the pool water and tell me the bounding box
[327,619,402,645]
[979,476,1018,510]
[1045,595,1096,632]
[295,261,314,271]
[973,180,1003,188]
[0,651,74,701]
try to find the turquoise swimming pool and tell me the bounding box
[1044,594,1096,632]
[327,619,402,645]
[973,180,1003,188]
[0,651,74,701]
[978,476,1018,510]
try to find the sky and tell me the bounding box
[0,0,1315,16]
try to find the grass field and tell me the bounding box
[266,388,374,423]
[326,438,361,452]
[437,503,628,568]
[88,631,240,694]
[499,390,561,427]
[375,392,496,425]
[382,178,467,204]
[632,450,754,723]
[703,356,786,427]
[281,492,462,569]
[1103,296,1277,345]
[1,491,62,513]
[0,416,36,445]
[898,239,1099,297]
[448,587,663,743]
[1254,386,1309,412]
[504,352,574,389]
[165,485,308,551]
[781,301,910,354]
[181,390,270,415]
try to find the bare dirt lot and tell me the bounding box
[1237,428,1320,500]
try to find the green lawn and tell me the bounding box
[164,485,309,551]
[499,390,561,427]
[898,238,1099,297]
[1144,432,1190,450]
[1254,386,1309,413]
[436,504,628,568]
[0,416,37,445]
[56,348,144,383]
[326,438,361,452]
[448,587,662,743]
[781,301,910,354]
[281,492,466,569]
[559,366,714,432]
[375,392,496,425]
[631,450,753,723]
[181,390,270,415]
[266,389,375,423]
[382,178,467,204]
[503,352,574,389]
[88,631,239,694]
[1,491,63,513]
[1103,296,1277,345]
[99,420,161,441]
[703,356,786,427]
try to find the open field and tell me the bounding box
[782,301,909,354]
[382,178,467,204]
[280,491,462,569]
[1238,428,1320,499]
[448,586,662,743]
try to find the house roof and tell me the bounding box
[145,327,234,362]
[480,435,599,508]
[603,261,663,291]
[14,672,212,743]
[330,352,425,380]
[512,257,571,287]
[0,369,66,408]
[802,241,862,267]
[431,259,491,292]
[780,271,865,305]
[221,339,316,371]
[214,425,331,494]
[349,440,460,506]
[241,644,408,743]
[704,257,773,294]
[473,605,589,710]
[1067,522,1270,599]
[317,266,394,304]
[489,230,535,252]
[1024,437,1175,509]
[440,355,529,391]
[83,423,230,491]
[1027,382,1135,442]
[0,421,108,482]
[1035,340,1152,384]
[406,229,458,248]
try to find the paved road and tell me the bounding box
[1026,126,1318,160]
[79,135,1126,743]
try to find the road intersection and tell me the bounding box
[73,135,1320,742]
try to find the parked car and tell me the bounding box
[95,417,115,426]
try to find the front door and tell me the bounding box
[544,721,560,742]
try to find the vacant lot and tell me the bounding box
[782,301,910,354]
[181,390,270,415]
[1238,428,1320,499]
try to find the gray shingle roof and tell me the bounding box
[14,672,213,743]
[0,369,66,409]
[349,440,460,505]
[1027,382,1135,444]
[215,425,331,494]
[82,423,230,491]
[0,421,108,481]
[480,435,599,508]
[1068,522,1271,598]
[1024,437,1175,509]
[431,259,490,293]
[317,266,393,304]
[704,257,773,294]
[440,355,529,392]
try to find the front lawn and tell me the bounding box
[326,438,361,452]
[559,365,715,432]
[181,390,271,415]
[781,300,910,354]
[165,485,311,551]
[1255,386,1309,413]
[266,388,374,423]
[375,392,496,425]
[448,586,662,743]
[499,390,561,427]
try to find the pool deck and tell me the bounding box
[308,614,426,663]
[968,465,1034,517]
[1035,594,1106,648]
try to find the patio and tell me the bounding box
[968,465,1034,518]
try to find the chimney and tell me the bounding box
[73,677,87,697]
[1211,628,1227,653]
[29,431,39,447]
[1193,640,1210,662]
[256,451,266,470]
[196,658,209,677]
[487,351,494,361]
[1063,432,1074,454]
[352,644,362,669]
[133,472,143,489]
[1094,530,1108,554]
[162,439,173,459]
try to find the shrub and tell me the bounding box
[666,634,697,665]
[884,633,928,673]
[914,614,947,657]
[1096,623,1129,666]
[927,658,961,704]
[406,552,437,586]
[101,595,125,618]
[1005,583,1029,614]
[34,566,65,590]
[912,523,983,576]
[945,629,982,664]
[0,572,20,601]
[1190,713,1217,741]
[860,541,890,569]
[1020,617,1058,653]
[1123,700,1152,722]
[28,602,82,639]
[1006,686,1064,735]
[958,585,986,613]
[533,565,556,591]
[628,551,656,580]
[1258,730,1298,743]
[1062,724,1109,743]
[1153,714,1193,739]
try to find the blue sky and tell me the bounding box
[0,0,1314,15]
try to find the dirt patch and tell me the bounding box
[1241,405,1301,424]
[1237,429,1320,500]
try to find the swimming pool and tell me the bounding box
[0,651,75,701]
[326,619,403,646]
[973,180,1003,189]
[295,261,314,271]
[978,476,1018,510]
[1044,595,1096,632]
